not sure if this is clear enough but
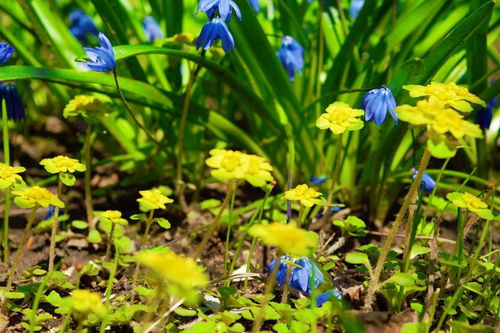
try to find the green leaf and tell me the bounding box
[156,218,171,229]
[427,138,457,159]
[87,230,103,244]
[385,273,418,287]
[59,173,76,187]
[130,213,146,220]
[345,252,370,266]
[173,308,197,317]
[71,220,88,230]
[2,291,25,299]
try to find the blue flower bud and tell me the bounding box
[142,16,164,42]
[196,18,235,53]
[362,85,398,125]
[0,42,14,65]
[277,36,304,82]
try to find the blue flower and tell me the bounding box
[196,18,235,53]
[249,0,260,12]
[0,42,14,65]
[349,0,365,19]
[315,290,342,307]
[0,84,25,121]
[315,204,342,219]
[197,0,241,21]
[477,97,497,130]
[77,33,116,72]
[277,36,304,82]
[268,256,324,295]
[310,176,327,185]
[142,16,164,42]
[69,9,98,46]
[411,168,435,194]
[362,85,398,125]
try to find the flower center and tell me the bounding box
[221,152,241,171]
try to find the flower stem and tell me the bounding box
[100,248,119,333]
[193,182,235,260]
[252,251,282,333]
[2,98,10,262]
[2,206,38,314]
[281,257,294,303]
[105,222,115,262]
[224,190,236,276]
[363,147,431,311]
[321,133,343,222]
[112,70,162,148]
[48,178,63,272]
[84,124,94,231]
[130,209,155,304]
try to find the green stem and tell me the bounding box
[48,178,63,272]
[281,257,294,303]
[84,124,94,231]
[105,222,115,262]
[321,133,343,222]
[363,147,432,311]
[224,190,237,276]
[2,98,10,262]
[130,209,155,304]
[29,271,51,333]
[2,206,38,314]
[100,248,119,333]
[112,70,161,147]
[251,251,283,333]
[193,183,235,260]
[336,0,348,35]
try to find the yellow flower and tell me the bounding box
[12,186,64,208]
[172,33,194,44]
[40,155,86,174]
[447,192,487,213]
[0,164,25,189]
[137,189,173,212]
[63,95,108,119]
[396,99,483,140]
[284,184,324,207]
[136,250,208,290]
[241,154,274,187]
[403,82,485,112]
[249,223,318,256]
[99,210,128,226]
[206,149,247,182]
[316,102,364,134]
[71,290,105,315]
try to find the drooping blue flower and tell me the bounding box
[142,16,164,42]
[69,9,98,46]
[77,33,116,72]
[268,256,324,295]
[196,18,235,53]
[411,168,435,194]
[310,176,327,185]
[349,0,365,19]
[0,42,14,65]
[277,36,304,82]
[362,85,398,125]
[477,97,497,130]
[0,84,25,122]
[197,0,241,22]
[249,0,260,12]
[315,289,343,307]
[315,204,342,219]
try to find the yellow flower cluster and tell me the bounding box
[316,102,364,134]
[0,164,25,189]
[40,155,86,174]
[136,250,208,291]
[70,289,105,316]
[12,186,64,209]
[447,192,487,213]
[205,149,274,187]
[249,223,318,256]
[284,184,325,207]
[404,82,485,112]
[137,189,174,212]
[63,95,108,119]
[100,210,128,226]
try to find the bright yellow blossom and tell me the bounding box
[316,102,364,134]
[447,192,487,213]
[241,154,274,187]
[284,184,325,207]
[137,189,173,212]
[40,155,86,174]
[12,186,64,209]
[404,82,485,112]
[63,95,108,119]
[70,289,105,315]
[99,210,128,226]
[0,164,25,189]
[396,99,483,140]
[205,149,274,187]
[249,223,318,256]
[137,250,208,290]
